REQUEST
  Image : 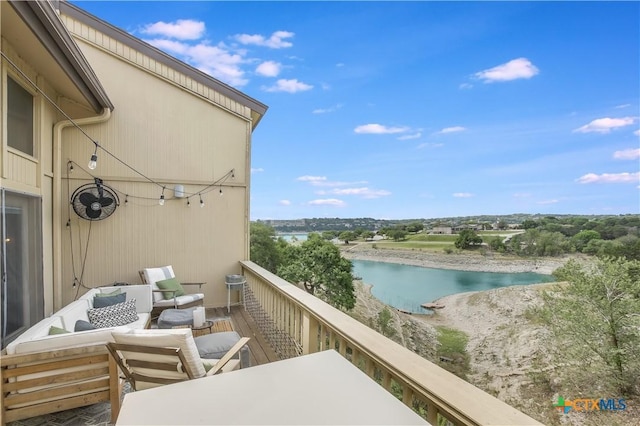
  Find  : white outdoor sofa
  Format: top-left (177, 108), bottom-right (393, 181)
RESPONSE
top-left (1, 284), bottom-right (152, 425)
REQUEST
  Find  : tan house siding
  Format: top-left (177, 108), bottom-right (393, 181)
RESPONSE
top-left (57, 15), bottom-right (256, 308)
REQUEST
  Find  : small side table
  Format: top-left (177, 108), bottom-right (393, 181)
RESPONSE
top-left (225, 275), bottom-right (246, 313)
top-left (191, 321), bottom-right (214, 338)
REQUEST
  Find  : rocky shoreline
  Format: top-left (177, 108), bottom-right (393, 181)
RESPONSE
top-left (341, 243), bottom-right (570, 275)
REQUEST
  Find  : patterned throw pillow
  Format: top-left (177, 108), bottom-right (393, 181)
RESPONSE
top-left (87, 298), bottom-right (139, 328)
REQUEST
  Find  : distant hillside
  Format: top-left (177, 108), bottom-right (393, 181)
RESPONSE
top-left (256, 213), bottom-right (639, 233)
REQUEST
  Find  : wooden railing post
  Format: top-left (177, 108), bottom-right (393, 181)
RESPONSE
top-left (301, 311), bottom-right (318, 354)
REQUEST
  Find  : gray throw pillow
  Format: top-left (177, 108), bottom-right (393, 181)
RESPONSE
top-left (75, 320), bottom-right (97, 332)
top-left (194, 331), bottom-right (242, 359)
top-left (93, 292), bottom-right (126, 308)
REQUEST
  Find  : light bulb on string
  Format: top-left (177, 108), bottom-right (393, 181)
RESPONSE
top-left (125, 195), bottom-right (129, 205)
top-left (69, 163), bottom-right (74, 173)
top-left (199, 194), bottom-right (204, 208)
top-left (219, 187), bottom-right (223, 197)
top-left (159, 187), bottom-right (165, 206)
top-left (88, 144), bottom-right (98, 170)
top-left (187, 198), bottom-right (191, 207)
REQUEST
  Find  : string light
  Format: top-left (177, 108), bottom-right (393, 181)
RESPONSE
top-left (199, 194), bottom-right (204, 208)
top-left (69, 164), bottom-right (74, 173)
top-left (187, 198), bottom-right (191, 207)
top-left (88, 144), bottom-right (98, 170)
top-left (219, 187), bottom-right (223, 196)
top-left (159, 187), bottom-right (165, 206)
top-left (125, 195), bottom-right (129, 205)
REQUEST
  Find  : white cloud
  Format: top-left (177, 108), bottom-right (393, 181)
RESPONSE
top-left (513, 192), bottom-right (531, 198)
top-left (144, 39), bottom-right (248, 86)
top-left (263, 79), bottom-right (313, 93)
top-left (308, 199), bottom-right (346, 207)
top-left (613, 148), bottom-right (640, 160)
top-left (459, 83), bottom-right (473, 90)
top-left (354, 124), bottom-right (410, 134)
top-left (474, 58), bottom-right (539, 83)
top-left (453, 192), bottom-right (474, 198)
top-left (576, 172), bottom-right (640, 184)
top-left (615, 104), bottom-right (631, 109)
top-left (398, 132), bottom-right (422, 140)
top-left (573, 117), bottom-right (636, 134)
top-left (329, 187), bottom-right (391, 199)
top-left (297, 176), bottom-right (327, 184)
top-left (436, 126), bottom-right (466, 135)
top-left (251, 167), bottom-right (264, 173)
top-left (141, 19), bottom-right (205, 40)
top-left (234, 31), bottom-right (294, 48)
top-left (279, 200), bottom-right (291, 206)
top-left (255, 61), bottom-right (281, 77)
top-left (634, 129), bottom-right (640, 136)
top-left (312, 104), bottom-right (343, 114)
top-left (538, 199), bottom-right (559, 205)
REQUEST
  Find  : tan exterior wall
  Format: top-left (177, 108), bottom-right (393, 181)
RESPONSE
top-left (1, 39), bottom-right (62, 316)
top-left (57, 24), bottom-right (252, 308)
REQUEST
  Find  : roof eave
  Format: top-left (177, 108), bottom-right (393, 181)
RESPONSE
top-left (8, 0), bottom-right (114, 113)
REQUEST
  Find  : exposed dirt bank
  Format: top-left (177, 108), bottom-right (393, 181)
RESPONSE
top-left (341, 243), bottom-right (572, 275)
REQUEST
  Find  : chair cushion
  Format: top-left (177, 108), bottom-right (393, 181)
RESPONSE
top-left (143, 266), bottom-right (175, 303)
top-left (111, 328), bottom-right (206, 390)
top-left (156, 277), bottom-right (185, 299)
top-left (88, 299), bottom-right (139, 328)
top-left (194, 331), bottom-right (242, 359)
top-left (152, 293), bottom-right (204, 308)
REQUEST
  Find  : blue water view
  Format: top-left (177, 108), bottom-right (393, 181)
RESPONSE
top-left (277, 233), bottom-right (309, 242)
top-left (352, 259), bottom-right (554, 313)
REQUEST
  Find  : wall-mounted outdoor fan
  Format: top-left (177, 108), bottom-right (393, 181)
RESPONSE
top-left (71, 178), bottom-right (119, 221)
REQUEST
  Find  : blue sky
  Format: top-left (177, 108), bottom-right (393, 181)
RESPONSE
top-left (73, 1), bottom-right (640, 220)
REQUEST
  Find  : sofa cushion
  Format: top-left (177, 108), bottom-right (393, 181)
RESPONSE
top-left (97, 285), bottom-right (153, 313)
top-left (156, 277), bottom-right (185, 299)
top-left (75, 320), bottom-right (97, 332)
top-left (48, 326), bottom-right (70, 335)
top-left (57, 300), bottom-right (91, 331)
top-left (88, 299), bottom-right (139, 328)
top-left (112, 328), bottom-right (205, 390)
top-left (95, 288), bottom-right (122, 297)
top-left (93, 292), bottom-right (126, 308)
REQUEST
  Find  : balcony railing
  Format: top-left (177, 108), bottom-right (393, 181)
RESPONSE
top-left (240, 260), bottom-right (541, 426)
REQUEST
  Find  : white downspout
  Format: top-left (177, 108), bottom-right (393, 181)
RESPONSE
top-left (52, 107), bottom-right (111, 310)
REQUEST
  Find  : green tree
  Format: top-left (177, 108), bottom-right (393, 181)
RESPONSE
top-left (454, 229), bottom-right (482, 249)
top-left (249, 222), bottom-right (281, 273)
top-left (278, 233), bottom-right (355, 310)
top-left (338, 231), bottom-right (357, 244)
top-left (387, 229), bottom-right (408, 241)
top-left (321, 230), bottom-right (338, 240)
top-left (376, 307), bottom-right (396, 337)
top-left (488, 236), bottom-right (506, 252)
top-left (571, 230), bottom-right (601, 252)
top-left (540, 257), bottom-right (640, 395)
top-left (406, 222), bottom-right (424, 233)
top-left (361, 230), bottom-right (375, 241)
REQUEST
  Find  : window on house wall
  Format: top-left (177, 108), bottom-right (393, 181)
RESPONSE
top-left (7, 76), bottom-right (34, 157)
top-left (1, 190), bottom-right (43, 349)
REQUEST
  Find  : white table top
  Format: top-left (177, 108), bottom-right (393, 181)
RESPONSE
top-left (116, 349), bottom-right (428, 425)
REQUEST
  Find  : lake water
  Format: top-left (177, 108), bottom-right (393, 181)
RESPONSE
top-left (277, 233), bottom-right (309, 242)
top-left (352, 259), bottom-right (554, 313)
